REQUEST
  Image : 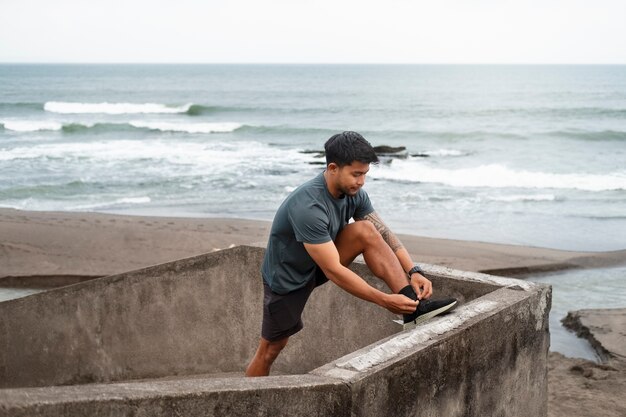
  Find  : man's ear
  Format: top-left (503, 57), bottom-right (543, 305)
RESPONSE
top-left (327, 162), bottom-right (339, 173)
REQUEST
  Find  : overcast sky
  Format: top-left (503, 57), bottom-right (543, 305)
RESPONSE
top-left (1, 0), bottom-right (625, 64)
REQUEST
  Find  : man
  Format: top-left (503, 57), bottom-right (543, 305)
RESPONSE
top-left (246, 131), bottom-right (457, 377)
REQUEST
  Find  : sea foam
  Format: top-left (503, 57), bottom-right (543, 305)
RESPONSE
top-left (129, 121), bottom-right (243, 134)
top-left (1, 120), bottom-right (242, 134)
top-left (370, 161), bottom-right (626, 192)
top-left (487, 194), bottom-right (557, 202)
top-left (1, 120), bottom-right (63, 132)
top-left (70, 196), bottom-right (152, 211)
top-left (44, 102), bottom-right (193, 114)
top-left (421, 149), bottom-right (465, 157)
top-left (0, 139), bottom-right (314, 172)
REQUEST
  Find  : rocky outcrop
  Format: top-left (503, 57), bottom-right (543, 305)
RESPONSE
top-left (302, 145), bottom-right (409, 165)
top-left (562, 308), bottom-right (626, 363)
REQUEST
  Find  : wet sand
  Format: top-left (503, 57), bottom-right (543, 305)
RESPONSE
top-left (549, 308), bottom-right (626, 417)
top-left (2, 208), bottom-right (625, 281)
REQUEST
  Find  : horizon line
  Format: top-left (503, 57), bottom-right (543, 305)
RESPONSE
top-left (1, 61), bottom-right (626, 66)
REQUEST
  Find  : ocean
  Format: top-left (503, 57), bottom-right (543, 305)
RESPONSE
top-left (1, 65), bottom-right (625, 360)
top-left (1, 65), bottom-right (625, 252)
top-left (1, 64), bottom-right (625, 251)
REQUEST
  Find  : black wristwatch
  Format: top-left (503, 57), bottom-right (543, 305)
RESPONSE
top-left (407, 265), bottom-right (424, 279)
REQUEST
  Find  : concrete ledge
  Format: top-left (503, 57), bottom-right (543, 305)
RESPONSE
top-left (312, 286), bottom-right (550, 417)
top-left (0, 375), bottom-right (350, 417)
top-left (0, 245), bottom-right (551, 416)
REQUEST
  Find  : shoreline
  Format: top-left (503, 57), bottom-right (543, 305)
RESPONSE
top-left (2, 207), bottom-right (625, 280)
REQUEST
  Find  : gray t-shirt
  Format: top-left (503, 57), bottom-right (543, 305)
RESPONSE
top-left (262, 172), bottom-right (374, 294)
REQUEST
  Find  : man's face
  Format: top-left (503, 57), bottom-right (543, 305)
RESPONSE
top-left (333, 161), bottom-right (370, 197)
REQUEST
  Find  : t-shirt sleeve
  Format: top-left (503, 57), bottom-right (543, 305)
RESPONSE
top-left (354, 189), bottom-right (375, 219)
top-left (288, 201), bottom-right (332, 244)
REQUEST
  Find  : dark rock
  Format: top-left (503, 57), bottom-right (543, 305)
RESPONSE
top-left (301, 145), bottom-right (409, 160)
top-left (372, 145), bottom-right (406, 154)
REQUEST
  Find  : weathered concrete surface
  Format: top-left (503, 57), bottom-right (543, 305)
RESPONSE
top-left (562, 308), bottom-right (626, 362)
top-left (1, 246), bottom-right (265, 388)
top-left (0, 246), bottom-right (387, 387)
top-left (0, 374), bottom-right (350, 417)
top-left (313, 286), bottom-right (551, 417)
top-left (0, 275), bottom-right (98, 289)
top-left (0, 246), bottom-right (497, 389)
top-left (0, 245), bottom-right (551, 417)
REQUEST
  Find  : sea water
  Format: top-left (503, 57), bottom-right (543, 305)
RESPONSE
top-left (1, 65), bottom-right (625, 359)
top-left (1, 64), bottom-right (624, 251)
top-left (531, 266), bottom-right (626, 361)
top-left (0, 288), bottom-right (46, 302)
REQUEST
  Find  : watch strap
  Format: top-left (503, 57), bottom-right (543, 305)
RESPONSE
top-left (407, 265), bottom-right (423, 278)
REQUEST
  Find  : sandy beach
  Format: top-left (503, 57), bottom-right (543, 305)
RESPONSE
top-left (2, 208), bottom-right (625, 281)
top-left (1, 207), bottom-right (625, 416)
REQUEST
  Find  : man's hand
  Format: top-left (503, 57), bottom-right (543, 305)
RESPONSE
top-left (410, 273), bottom-right (432, 300)
top-left (381, 293), bottom-right (419, 315)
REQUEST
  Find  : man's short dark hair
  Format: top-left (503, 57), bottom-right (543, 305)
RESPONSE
top-left (324, 131), bottom-right (379, 167)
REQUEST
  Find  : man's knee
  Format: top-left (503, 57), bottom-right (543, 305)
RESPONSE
top-left (351, 220), bottom-right (382, 242)
top-left (344, 219), bottom-right (378, 239)
top-left (336, 221), bottom-right (383, 265)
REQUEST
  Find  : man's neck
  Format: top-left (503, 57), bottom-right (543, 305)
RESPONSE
top-left (322, 170), bottom-right (343, 199)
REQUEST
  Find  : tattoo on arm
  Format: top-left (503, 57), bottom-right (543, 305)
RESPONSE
top-left (359, 212), bottom-right (404, 252)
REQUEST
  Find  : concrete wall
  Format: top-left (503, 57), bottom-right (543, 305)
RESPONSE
top-left (1, 375), bottom-right (351, 417)
top-left (0, 245), bottom-right (550, 417)
top-left (312, 285), bottom-right (551, 417)
top-left (0, 246), bottom-right (496, 388)
top-left (2, 246), bottom-right (264, 387)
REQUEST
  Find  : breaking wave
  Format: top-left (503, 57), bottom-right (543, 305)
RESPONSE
top-left (1, 120), bottom-right (243, 134)
top-left (128, 120), bottom-right (242, 133)
top-left (1, 120), bottom-right (63, 132)
top-left (370, 162), bottom-right (626, 192)
top-left (44, 101), bottom-right (194, 115)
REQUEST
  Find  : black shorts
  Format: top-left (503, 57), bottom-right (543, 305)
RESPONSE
top-left (261, 270), bottom-right (328, 342)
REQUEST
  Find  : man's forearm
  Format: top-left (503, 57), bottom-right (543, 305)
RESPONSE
top-left (323, 263), bottom-right (389, 306)
top-left (303, 240), bottom-right (418, 314)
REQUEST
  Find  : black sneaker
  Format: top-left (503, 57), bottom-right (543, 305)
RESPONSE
top-left (399, 285), bottom-right (458, 325)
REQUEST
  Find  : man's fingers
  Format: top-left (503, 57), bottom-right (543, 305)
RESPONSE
top-left (399, 303), bottom-right (417, 314)
top-left (422, 282), bottom-right (433, 299)
top-left (411, 282), bottom-right (423, 300)
top-left (391, 294), bottom-right (418, 314)
top-left (399, 296), bottom-right (418, 311)
top-left (403, 300), bottom-right (418, 314)
top-left (411, 275), bottom-right (433, 300)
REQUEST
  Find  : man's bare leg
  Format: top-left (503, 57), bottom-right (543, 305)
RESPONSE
top-left (247, 221), bottom-right (405, 377)
top-left (334, 221), bottom-right (408, 293)
top-left (245, 336), bottom-right (289, 377)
